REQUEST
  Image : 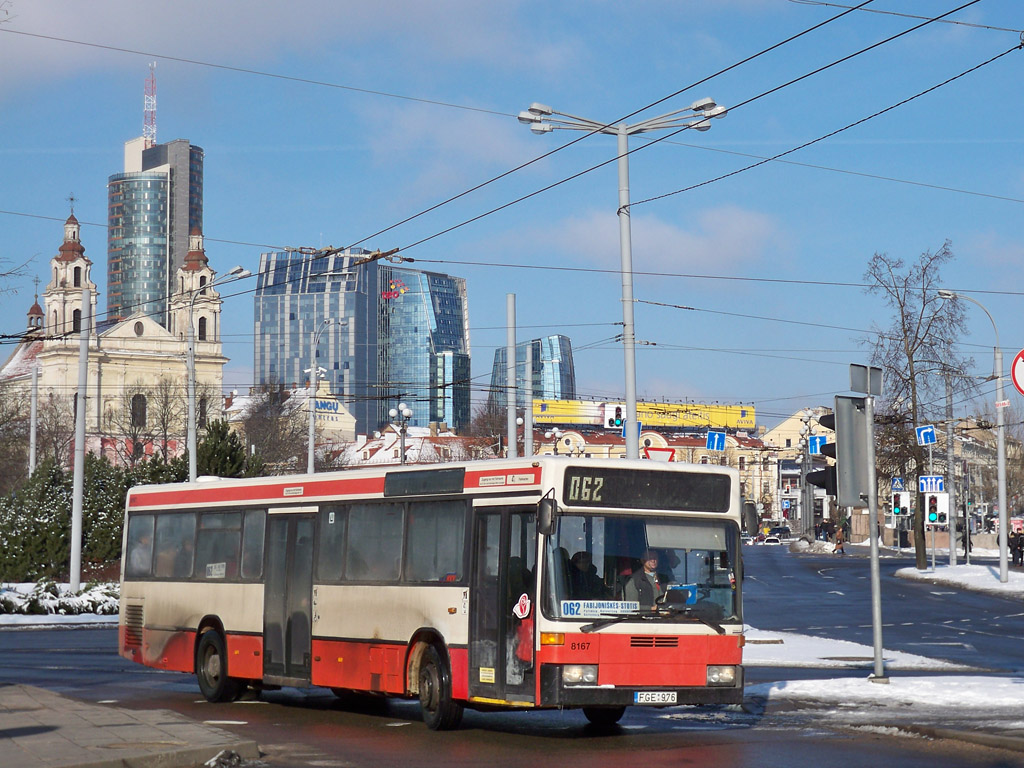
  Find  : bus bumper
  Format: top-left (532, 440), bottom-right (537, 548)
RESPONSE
top-left (539, 663), bottom-right (744, 707)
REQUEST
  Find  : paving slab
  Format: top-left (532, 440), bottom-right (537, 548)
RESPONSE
top-left (0, 684), bottom-right (259, 768)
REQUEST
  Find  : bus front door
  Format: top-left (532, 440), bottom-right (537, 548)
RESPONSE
top-left (263, 514), bottom-right (315, 685)
top-left (469, 509), bottom-right (537, 705)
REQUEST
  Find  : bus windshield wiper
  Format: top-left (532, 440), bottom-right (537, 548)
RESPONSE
top-left (657, 605), bottom-right (726, 634)
top-left (579, 611), bottom-right (654, 633)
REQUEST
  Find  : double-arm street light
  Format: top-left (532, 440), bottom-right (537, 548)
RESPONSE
top-left (307, 318), bottom-right (339, 474)
top-left (187, 265), bottom-right (250, 482)
top-left (389, 402), bottom-right (413, 465)
top-left (938, 290), bottom-right (1008, 582)
top-left (519, 99), bottom-right (726, 459)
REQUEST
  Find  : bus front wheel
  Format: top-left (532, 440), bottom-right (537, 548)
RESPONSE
top-left (196, 629), bottom-right (242, 703)
top-left (583, 706), bottom-right (626, 728)
top-left (418, 645), bottom-right (463, 730)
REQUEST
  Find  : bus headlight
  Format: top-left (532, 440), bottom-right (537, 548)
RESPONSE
top-left (562, 665), bottom-right (598, 685)
top-left (706, 665), bottom-right (737, 686)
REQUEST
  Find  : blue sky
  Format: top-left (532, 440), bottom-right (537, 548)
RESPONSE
top-left (2, 1), bottom-right (1023, 429)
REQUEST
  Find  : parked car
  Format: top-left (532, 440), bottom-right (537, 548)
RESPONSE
top-left (769, 526), bottom-right (792, 540)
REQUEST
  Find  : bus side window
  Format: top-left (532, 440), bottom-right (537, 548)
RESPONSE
top-left (196, 511), bottom-right (243, 580)
top-left (153, 512), bottom-right (197, 579)
top-left (125, 514), bottom-right (155, 578)
top-left (317, 505), bottom-right (347, 582)
top-left (345, 503), bottom-right (403, 582)
top-left (241, 509), bottom-right (266, 580)
top-left (405, 500), bottom-right (466, 583)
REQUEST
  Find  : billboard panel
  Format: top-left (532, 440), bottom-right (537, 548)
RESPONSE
top-left (530, 400), bottom-right (755, 430)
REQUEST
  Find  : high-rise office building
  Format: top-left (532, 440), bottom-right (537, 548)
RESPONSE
top-left (254, 249), bottom-right (379, 434)
top-left (253, 255), bottom-right (471, 436)
top-left (489, 335), bottom-right (577, 411)
top-left (377, 264), bottom-right (471, 432)
top-left (107, 137), bottom-right (203, 326)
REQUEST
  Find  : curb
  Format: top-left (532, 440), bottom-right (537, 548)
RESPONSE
top-left (906, 725), bottom-right (1024, 753)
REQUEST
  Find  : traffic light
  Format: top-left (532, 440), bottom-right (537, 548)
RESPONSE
top-left (927, 495), bottom-right (939, 526)
top-left (807, 411), bottom-right (838, 496)
top-left (608, 405), bottom-right (623, 428)
top-left (805, 396), bottom-right (871, 507)
top-left (892, 491), bottom-right (909, 516)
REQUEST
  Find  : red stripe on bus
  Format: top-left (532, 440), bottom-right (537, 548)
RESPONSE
top-left (311, 639), bottom-right (407, 694)
top-left (128, 476), bottom-right (387, 508)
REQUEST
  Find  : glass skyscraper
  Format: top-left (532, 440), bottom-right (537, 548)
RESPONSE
top-left (253, 256), bottom-right (470, 435)
top-left (107, 137), bottom-right (203, 326)
top-left (489, 335), bottom-right (577, 410)
top-left (254, 249), bottom-right (379, 433)
top-left (377, 265), bottom-right (470, 432)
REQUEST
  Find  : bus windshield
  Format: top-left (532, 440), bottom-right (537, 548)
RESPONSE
top-left (543, 514), bottom-right (740, 624)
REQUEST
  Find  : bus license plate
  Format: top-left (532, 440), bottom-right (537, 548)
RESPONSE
top-left (634, 691), bottom-right (677, 704)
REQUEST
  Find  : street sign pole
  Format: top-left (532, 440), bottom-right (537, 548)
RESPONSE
top-left (851, 363), bottom-right (887, 683)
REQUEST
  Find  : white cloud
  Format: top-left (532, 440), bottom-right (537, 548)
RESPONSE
top-left (532, 204), bottom-right (786, 272)
top-left (0, 1), bottom-right (583, 100)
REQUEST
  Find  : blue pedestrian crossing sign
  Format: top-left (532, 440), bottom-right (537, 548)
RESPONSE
top-left (891, 477), bottom-right (906, 491)
top-left (918, 475), bottom-right (944, 493)
top-left (706, 431), bottom-right (726, 451)
top-left (915, 425), bottom-right (937, 446)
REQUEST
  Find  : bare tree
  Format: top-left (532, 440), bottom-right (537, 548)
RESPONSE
top-left (864, 242), bottom-right (972, 568)
top-left (241, 383), bottom-right (307, 474)
top-left (36, 392), bottom-right (75, 468)
top-left (101, 382), bottom-right (156, 467)
top-left (0, 382), bottom-right (29, 492)
top-left (148, 377), bottom-right (186, 460)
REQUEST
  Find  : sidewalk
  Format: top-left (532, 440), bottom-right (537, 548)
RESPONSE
top-left (0, 683), bottom-right (259, 768)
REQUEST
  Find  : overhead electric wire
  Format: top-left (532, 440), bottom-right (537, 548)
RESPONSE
top-left (633, 32), bottom-right (1019, 208)
top-left (788, 0), bottom-right (1024, 34)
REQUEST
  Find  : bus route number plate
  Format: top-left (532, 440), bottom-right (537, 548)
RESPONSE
top-left (634, 691), bottom-right (677, 705)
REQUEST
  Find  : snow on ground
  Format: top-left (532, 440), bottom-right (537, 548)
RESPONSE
top-left (895, 561), bottom-right (1024, 598)
top-left (744, 627), bottom-right (973, 670)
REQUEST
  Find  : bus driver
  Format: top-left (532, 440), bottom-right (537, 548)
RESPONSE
top-left (623, 549), bottom-right (666, 609)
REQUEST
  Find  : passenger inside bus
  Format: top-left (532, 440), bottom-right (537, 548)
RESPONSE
top-left (623, 548), bottom-right (667, 608)
top-left (568, 551), bottom-right (607, 599)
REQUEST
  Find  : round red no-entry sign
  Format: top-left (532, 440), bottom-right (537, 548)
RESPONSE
top-left (1011, 349), bottom-right (1024, 398)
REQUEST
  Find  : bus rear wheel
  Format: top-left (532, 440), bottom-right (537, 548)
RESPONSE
top-left (583, 706), bottom-right (626, 728)
top-left (418, 645), bottom-right (463, 730)
top-left (196, 629), bottom-right (242, 703)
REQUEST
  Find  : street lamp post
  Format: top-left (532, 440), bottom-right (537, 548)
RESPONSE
top-left (545, 428), bottom-right (563, 455)
top-left (389, 402), bottom-right (413, 465)
top-left (307, 319), bottom-right (338, 474)
top-left (187, 265), bottom-right (250, 483)
top-left (520, 99), bottom-right (726, 459)
top-left (938, 290), bottom-right (1008, 582)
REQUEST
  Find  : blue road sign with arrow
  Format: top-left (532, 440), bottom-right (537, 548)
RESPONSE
top-left (706, 431), bottom-right (726, 451)
top-left (916, 425), bottom-right (937, 446)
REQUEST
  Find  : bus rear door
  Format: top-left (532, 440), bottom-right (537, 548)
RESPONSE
top-left (263, 511), bottom-right (315, 686)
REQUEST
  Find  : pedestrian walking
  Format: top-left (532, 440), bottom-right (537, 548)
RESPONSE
top-left (833, 528), bottom-right (845, 555)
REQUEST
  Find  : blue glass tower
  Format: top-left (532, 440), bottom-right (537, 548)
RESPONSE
top-left (489, 335), bottom-right (577, 411)
top-left (107, 137), bottom-right (203, 326)
top-left (254, 249), bottom-right (379, 434)
top-left (377, 265), bottom-right (470, 432)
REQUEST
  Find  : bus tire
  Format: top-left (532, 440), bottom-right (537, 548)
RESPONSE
top-left (196, 629), bottom-right (242, 703)
top-left (418, 645), bottom-right (463, 730)
top-left (583, 706), bottom-right (626, 728)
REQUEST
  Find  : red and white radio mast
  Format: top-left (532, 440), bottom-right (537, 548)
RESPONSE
top-left (143, 62), bottom-right (157, 148)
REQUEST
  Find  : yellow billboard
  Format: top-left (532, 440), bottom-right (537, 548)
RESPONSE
top-left (532, 399), bottom-right (755, 430)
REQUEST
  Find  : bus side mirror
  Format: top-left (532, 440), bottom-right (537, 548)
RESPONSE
top-left (538, 495), bottom-right (559, 536)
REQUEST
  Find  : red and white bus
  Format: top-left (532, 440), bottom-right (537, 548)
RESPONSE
top-left (119, 458), bottom-right (744, 729)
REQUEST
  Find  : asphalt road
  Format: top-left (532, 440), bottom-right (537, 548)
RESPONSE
top-left (742, 544), bottom-right (1024, 674)
top-left (2, 546), bottom-right (1023, 767)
